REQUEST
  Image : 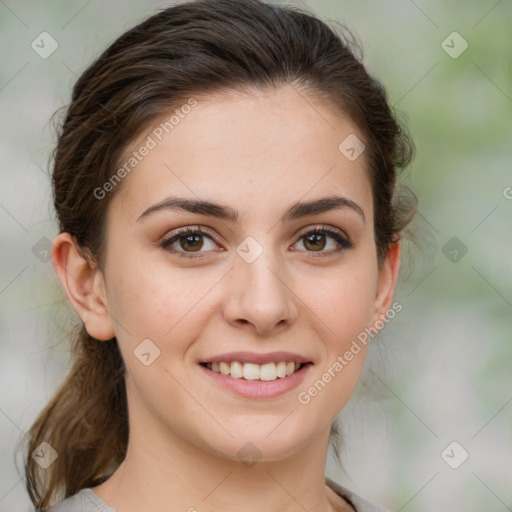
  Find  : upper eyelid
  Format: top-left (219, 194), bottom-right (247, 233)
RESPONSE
top-left (296, 224), bottom-right (349, 240)
top-left (161, 224), bottom-right (350, 247)
top-left (161, 225), bottom-right (217, 243)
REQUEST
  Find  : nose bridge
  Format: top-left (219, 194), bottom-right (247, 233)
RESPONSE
top-left (223, 236), bottom-right (296, 333)
top-left (240, 248), bottom-right (284, 300)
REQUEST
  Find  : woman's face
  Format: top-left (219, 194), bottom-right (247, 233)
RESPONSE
top-left (96, 85), bottom-right (399, 462)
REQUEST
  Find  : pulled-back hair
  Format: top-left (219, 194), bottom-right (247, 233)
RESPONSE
top-left (21, 0), bottom-right (416, 509)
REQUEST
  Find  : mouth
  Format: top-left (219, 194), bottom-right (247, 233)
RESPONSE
top-left (197, 351), bottom-right (313, 398)
top-left (199, 360), bottom-right (311, 381)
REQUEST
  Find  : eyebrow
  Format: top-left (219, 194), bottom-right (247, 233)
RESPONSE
top-left (137, 194), bottom-right (366, 224)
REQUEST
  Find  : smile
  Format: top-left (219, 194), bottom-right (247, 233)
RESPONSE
top-left (199, 355), bottom-right (313, 398)
top-left (202, 361), bottom-right (304, 381)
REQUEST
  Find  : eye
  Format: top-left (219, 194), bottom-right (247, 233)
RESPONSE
top-left (160, 226), bottom-right (220, 259)
top-left (160, 224), bottom-right (353, 260)
top-left (292, 225), bottom-right (353, 256)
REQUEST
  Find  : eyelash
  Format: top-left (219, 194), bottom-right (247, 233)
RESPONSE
top-left (160, 224), bottom-right (353, 260)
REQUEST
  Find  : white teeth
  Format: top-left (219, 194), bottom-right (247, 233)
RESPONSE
top-left (206, 361), bottom-right (304, 381)
top-left (219, 362), bottom-right (230, 376)
top-left (243, 363), bottom-right (260, 380)
top-left (260, 362), bottom-right (277, 381)
top-left (230, 361), bottom-right (244, 379)
top-left (276, 361), bottom-right (287, 378)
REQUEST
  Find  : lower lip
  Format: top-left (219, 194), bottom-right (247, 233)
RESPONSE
top-left (198, 364), bottom-right (312, 399)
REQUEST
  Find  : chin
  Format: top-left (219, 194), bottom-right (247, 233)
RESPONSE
top-left (196, 419), bottom-right (318, 465)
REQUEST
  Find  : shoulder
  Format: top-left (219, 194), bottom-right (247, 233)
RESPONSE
top-left (326, 477), bottom-right (393, 512)
top-left (47, 488), bottom-right (116, 512)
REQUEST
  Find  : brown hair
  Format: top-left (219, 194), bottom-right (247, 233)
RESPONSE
top-left (21, 0), bottom-right (416, 509)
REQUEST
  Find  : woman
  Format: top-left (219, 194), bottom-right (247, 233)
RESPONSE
top-left (24, 0), bottom-right (416, 510)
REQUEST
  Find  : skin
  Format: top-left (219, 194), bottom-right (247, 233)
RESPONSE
top-left (52, 84), bottom-right (400, 512)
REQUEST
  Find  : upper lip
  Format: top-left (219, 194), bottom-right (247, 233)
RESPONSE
top-left (200, 351), bottom-right (312, 365)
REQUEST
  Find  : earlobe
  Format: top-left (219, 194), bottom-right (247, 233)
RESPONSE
top-left (51, 232), bottom-right (115, 341)
top-left (371, 239), bottom-right (401, 328)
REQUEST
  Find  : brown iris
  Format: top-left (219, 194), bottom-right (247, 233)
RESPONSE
top-left (303, 232), bottom-right (326, 251)
top-left (180, 233), bottom-right (204, 252)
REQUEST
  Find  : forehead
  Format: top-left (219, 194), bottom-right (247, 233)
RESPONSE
top-left (109, 85), bottom-right (373, 224)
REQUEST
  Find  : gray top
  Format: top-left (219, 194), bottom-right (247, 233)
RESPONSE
top-left (47, 477), bottom-right (390, 511)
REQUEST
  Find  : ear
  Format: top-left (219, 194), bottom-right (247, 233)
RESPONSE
top-left (51, 232), bottom-right (115, 341)
top-left (371, 239), bottom-right (401, 328)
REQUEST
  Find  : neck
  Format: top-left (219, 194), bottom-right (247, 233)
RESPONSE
top-left (92, 404), bottom-right (346, 511)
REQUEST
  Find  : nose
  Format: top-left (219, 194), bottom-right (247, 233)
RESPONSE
top-left (222, 248), bottom-right (298, 336)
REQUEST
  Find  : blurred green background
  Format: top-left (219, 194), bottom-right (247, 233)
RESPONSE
top-left (0, 1), bottom-right (510, 510)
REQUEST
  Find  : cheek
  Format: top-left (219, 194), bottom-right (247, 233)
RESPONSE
top-left (294, 267), bottom-right (376, 423)
top-left (105, 250), bottom-right (217, 350)
top-left (293, 257), bottom-right (377, 412)
top-left (309, 259), bottom-right (378, 348)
